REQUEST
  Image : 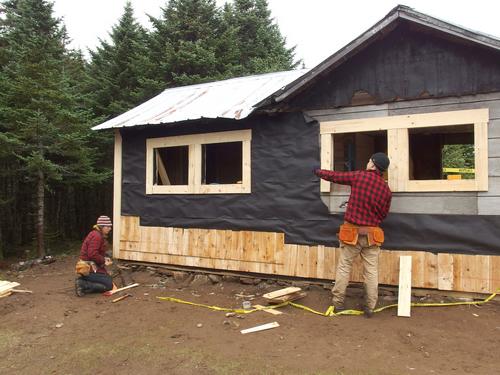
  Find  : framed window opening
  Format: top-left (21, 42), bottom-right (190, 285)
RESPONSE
top-left (146, 129), bottom-right (251, 194)
top-left (320, 108), bottom-right (488, 192)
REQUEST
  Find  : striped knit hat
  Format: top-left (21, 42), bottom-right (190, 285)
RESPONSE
top-left (96, 215), bottom-right (113, 227)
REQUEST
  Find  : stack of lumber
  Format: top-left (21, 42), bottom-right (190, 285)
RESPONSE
top-left (262, 287), bottom-right (307, 305)
top-left (0, 280), bottom-right (21, 298)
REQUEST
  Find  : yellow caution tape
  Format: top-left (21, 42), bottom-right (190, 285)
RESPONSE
top-left (157, 288), bottom-right (498, 317)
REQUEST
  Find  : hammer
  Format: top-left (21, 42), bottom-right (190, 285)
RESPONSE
top-left (112, 293), bottom-right (132, 303)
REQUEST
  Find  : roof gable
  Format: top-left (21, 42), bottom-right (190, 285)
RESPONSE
top-left (258, 5), bottom-right (500, 107)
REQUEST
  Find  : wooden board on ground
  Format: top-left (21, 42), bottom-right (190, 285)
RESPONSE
top-left (267, 291), bottom-right (307, 305)
top-left (0, 281), bottom-right (20, 294)
top-left (0, 291), bottom-right (12, 298)
top-left (253, 304), bottom-right (284, 315)
top-left (241, 321), bottom-right (280, 334)
top-left (398, 255), bottom-right (412, 317)
top-left (103, 283), bottom-right (139, 296)
top-left (262, 287), bottom-right (301, 300)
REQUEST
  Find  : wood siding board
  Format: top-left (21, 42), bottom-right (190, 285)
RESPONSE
top-left (119, 218), bottom-right (496, 293)
top-left (477, 197), bottom-right (500, 215)
top-left (478, 176), bottom-right (500, 195)
top-left (488, 158), bottom-right (500, 178)
top-left (438, 253), bottom-right (454, 290)
top-left (488, 138), bottom-right (500, 157)
top-left (490, 256), bottom-right (500, 292)
top-left (488, 118), bottom-right (500, 138)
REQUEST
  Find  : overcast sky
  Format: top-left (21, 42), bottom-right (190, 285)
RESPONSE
top-left (52, 0), bottom-right (500, 68)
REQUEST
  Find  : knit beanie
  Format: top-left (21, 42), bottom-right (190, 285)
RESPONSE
top-left (96, 215), bottom-right (113, 227)
top-left (371, 152), bottom-right (390, 172)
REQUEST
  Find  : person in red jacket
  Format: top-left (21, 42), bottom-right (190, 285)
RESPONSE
top-left (314, 153), bottom-right (392, 317)
top-left (75, 215), bottom-right (114, 296)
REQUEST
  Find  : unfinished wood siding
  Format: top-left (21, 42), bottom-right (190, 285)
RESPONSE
top-left (308, 92), bottom-right (500, 215)
top-left (118, 216), bottom-right (500, 293)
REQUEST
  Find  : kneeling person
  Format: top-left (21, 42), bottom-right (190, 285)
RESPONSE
top-left (75, 215), bottom-right (114, 296)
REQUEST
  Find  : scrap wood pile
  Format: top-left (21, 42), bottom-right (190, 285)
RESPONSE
top-left (262, 286), bottom-right (306, 304)
top-left (0, 280), bottom-right (31, 298)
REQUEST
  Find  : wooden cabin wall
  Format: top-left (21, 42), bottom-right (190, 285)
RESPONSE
top-left (119, 215), bottom-right (499, 294)
top-left (307, 92), bottom-right (500, 215)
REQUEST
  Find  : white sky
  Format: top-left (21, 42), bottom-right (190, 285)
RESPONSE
top-left (52, 0), bottom-right (500, 68)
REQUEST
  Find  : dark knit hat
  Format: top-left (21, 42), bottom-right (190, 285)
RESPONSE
top-left (371, 152), bottom-right (390, 172)
top-left (96, 215), bottom-right (112, 227)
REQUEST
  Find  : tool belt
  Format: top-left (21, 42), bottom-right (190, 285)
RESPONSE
top-left (75, 260), bottom-right (97, 276)
top-left (337, 222), bottom-right (384, 246)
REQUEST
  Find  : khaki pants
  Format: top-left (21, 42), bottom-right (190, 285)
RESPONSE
top-left (332, 235), bottom-right (380, 310)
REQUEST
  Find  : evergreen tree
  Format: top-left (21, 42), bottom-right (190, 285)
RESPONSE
top-left (148, 0), bottom-right (224, 87)
top-left (0, 0), bottom-right (106, 257)
top-left (148, 0), bottom-right (299, 88)
top-left (224, 0), bottom-right (299, 74)
top-left (87, 1), bottom-right (155, 120)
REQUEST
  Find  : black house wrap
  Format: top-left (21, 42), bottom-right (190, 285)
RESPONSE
top-left (120, 112), bottom-right (500, 256)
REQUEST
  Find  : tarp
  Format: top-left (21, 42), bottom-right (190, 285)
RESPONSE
top-left (120, 113), bottom-right (500, 256)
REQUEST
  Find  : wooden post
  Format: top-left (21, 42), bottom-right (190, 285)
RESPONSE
top-left (113, 129), bottom-right (122, 258)
top-left (398, 255), bottom-right (412, 317)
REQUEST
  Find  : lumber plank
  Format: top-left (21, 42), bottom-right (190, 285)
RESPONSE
top-left (267, 291), bottom-right (307, 304)
top-left (253, 304), bottom-right (283, 315)
top-left (241, 321), bottom-right (279, 334)
top-left (397, 256), bottom-right (412, 317)
top-left (263, 287), bottom-right (301, 300)
top-left (103, 283), bottom-right (139, 296)
top-left (0, 281), bottom-right (20, 294)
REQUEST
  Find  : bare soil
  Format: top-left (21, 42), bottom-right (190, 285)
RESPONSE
top-left (1, 254), bottom-right (499, 375)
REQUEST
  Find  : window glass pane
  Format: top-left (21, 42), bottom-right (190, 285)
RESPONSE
top-left (333, 130), bottom-right (387, 171)
top-left (155, 146), bottom-right (189, 185)
top-left (409, 124), bottom-right (474, 180)
top-left (202, 142), bottom-right (242, 185)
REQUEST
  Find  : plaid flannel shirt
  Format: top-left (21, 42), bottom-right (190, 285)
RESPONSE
top-left (315, 169), bottom-right (392, 226)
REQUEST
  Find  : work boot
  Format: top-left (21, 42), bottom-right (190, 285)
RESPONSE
top-left (75, 278), bottom-right (86, 297)
top-left (332, 299), bottom-right (346, 313)
top-left (363, 306), bottom-right (374, 318)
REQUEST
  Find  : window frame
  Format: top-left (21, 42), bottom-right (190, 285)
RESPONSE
top-left (319, 109), bottom-right (489, 192)
top-left (146, 129), bottom-right (251, 194)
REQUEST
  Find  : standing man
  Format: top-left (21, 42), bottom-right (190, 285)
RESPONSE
top-left (314, 152), bottom-right (392, 317)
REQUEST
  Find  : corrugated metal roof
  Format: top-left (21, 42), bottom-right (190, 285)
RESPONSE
top-left (92, 69), bottom-right (309, 130)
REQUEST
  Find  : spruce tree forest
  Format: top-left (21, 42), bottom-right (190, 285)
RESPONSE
top-left (0, 0), bottom-right (299, 259)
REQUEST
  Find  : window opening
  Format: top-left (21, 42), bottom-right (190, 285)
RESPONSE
top-left (334, 130), bottom-right (387, 172)
top-left (154, 146), bottom-right (189, 185)
top-left (202, 141), bottom-right (242, 184)
top-left (408, 124), bottom-right (474, 180)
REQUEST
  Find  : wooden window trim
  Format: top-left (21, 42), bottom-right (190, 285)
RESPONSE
top-left (146, 129), bottom-right (251, 194)
top-left (319, 109), bottom-right (489, 193)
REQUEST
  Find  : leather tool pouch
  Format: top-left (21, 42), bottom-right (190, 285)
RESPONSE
top-left (367, 227), bottom-right (385, 246)
top-left (338, 224), bottom-right (359, 246)
top-left (75, 260), bottom-right (91, 276)
top-left (75, 260), bottom-right (97, 276)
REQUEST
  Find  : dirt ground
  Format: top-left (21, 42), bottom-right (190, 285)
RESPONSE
top-left (1, 254), bottom-right (499, 375)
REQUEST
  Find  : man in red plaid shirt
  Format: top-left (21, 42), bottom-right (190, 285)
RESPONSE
top-left (314, 152), bottom-right (392, 317)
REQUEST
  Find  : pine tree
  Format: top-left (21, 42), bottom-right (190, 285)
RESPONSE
top-left (224, 0), bottom-right (299, 74)
top-left (87, 1), bottom-right (155, 120)
top-left (148, 0), bottom-right (224, 87)
top-left (0, 0), bottom-right (106, 257)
